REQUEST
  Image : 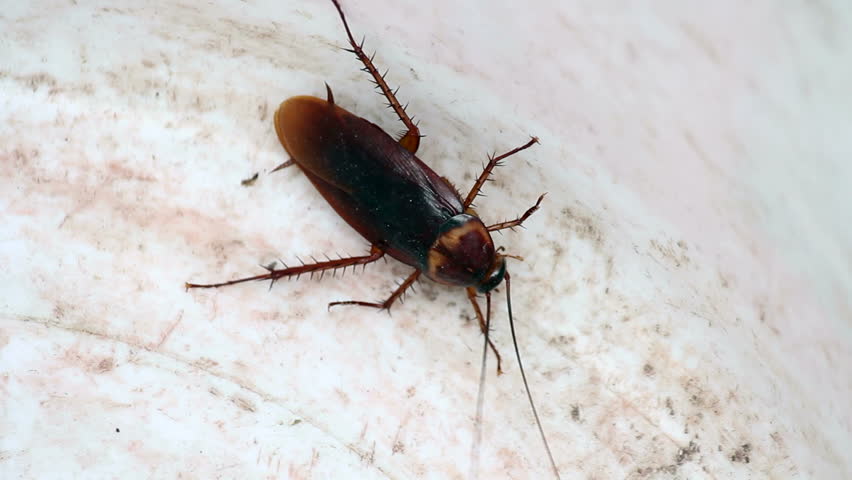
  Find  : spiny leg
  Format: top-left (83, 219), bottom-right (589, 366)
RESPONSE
top-left (270, 159), bottom-right (295, 173)
top-left (329, 0), bottom-right (421, 154)
top-left (487, 193), bottom-right (546, 232)
top-left (185, 246), bottom-right (384, 290)
top-left (463, 137), bottom-right (539, 210)
top-left (467, 287), bottom-right (504, 375)
top-left (328, 269), bottom-right (421, 311)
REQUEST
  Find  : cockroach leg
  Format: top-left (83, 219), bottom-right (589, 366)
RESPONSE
top-left (486, 193), bottom-right (547, 232)
top-left (270, 159), bottom-right (295, 173)
top-left (328, 269), bottom-right (421, 311)
top-left (185, 246), bottom-right (384, 290)
top-left (463, 137), bottom-right (539, 210)
top-left (330, 0), bottom-right (421, 154)
top-left (467, 287), bottom-right (504, 375)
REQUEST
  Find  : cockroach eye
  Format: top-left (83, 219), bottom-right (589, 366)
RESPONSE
top-left (476, 255), bottom-right (506, 293)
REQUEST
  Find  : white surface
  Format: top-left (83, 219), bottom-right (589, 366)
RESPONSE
top-left (1, 0), bottom-right (851, 478)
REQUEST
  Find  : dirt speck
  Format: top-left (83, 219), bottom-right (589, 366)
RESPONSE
top-left (570, 404), bottom-right (581, 422)
top-left (730, 443), bottom-right (751, 463)
top-left (95, 358), bottom-right (115, 373)
top-left (665, 397), bottom-right (675, 416)
top-left (649, 239), bottom-right (691, 268)
top-left (241, 172), bottom-right (259, 186)
top-left (675, 440), bottom-right (700, 465)
top-left (258, 101), bottom-right (269, 122)
top-left (548, 335), bottom-right (574, 346)
top-left (194, 357), bottom-right (219, 370)
top-left (560, 206), bottom-right (604, 250)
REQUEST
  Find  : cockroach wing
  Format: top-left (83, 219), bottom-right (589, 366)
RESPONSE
top-left (274, 96), bottom-right (463, 268)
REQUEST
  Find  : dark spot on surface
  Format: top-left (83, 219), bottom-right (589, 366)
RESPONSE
top-left (241, 172), bottom-right (259, 186)
top-left (96, 358), bottom-right (114, 373)
top-left (650, 239), bottom-right (691, 268)
top-left (676, 440), bottom-right (700, 465)
top-left (560, 207), bottom-right (604, 249)
top-left (11, 72), bottom-right (59, 92)
top-left (635, 465), bottom-right (677, 477)
top-left (666, 397), bottom-right (675, 416)
top-left (195, 357), bottom-right (219, 370)
top-left (258, 102), bottom-right (269, 122)
top-left (634, 439), bottom-right (700, 477)
top-left (770, 431), bottom-right (783, 445)
top-left (549, 335), bottom-right (574, 346)
top-left (115, 427), bottom-right (120, 433)
top-left (731, 443), bottom-right (751, 463)
top-left (548, 241), bottom-right (564, 260)
top-left (643, 363), bottom-right (655, 376)
top-left (570, 404), bottom-right (581, 422)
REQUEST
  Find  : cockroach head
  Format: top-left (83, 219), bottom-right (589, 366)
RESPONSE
top-left (426, 213), bottom-right (506, 291)
top-left (476, 253), bottom-right (506, 293)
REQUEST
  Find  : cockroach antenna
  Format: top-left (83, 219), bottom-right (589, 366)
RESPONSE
top-left (469, 272), bottom-right (561, 479)
top-left (470, 291), bottom-right (493, 480)
top-left (505, 272), bottom-right (562, 478)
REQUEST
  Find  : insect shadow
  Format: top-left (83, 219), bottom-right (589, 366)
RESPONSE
top-left (186, 1), bottom-right (560, 478)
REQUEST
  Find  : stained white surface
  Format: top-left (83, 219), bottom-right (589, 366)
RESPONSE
top-left (1, 0), bottom-right (851, 478)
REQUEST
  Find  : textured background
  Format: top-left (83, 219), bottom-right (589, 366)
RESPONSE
top-left (1, 0), bottom-right (850, 478)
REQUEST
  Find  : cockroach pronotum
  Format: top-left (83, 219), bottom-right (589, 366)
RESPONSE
top-left (186, 1), bottom-right (561, 477)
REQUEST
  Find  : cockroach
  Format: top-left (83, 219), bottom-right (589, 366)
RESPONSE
top-left (186, 1), bottom-right (560, 477)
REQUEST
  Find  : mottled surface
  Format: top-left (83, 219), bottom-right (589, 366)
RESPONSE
top-left (1, 0), bottom-right (850, 479)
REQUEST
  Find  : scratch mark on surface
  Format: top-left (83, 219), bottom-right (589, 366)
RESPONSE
top-left (153, 310), bottom-right (184, 350)
top-left (2, 311), bottom-right (398, 480)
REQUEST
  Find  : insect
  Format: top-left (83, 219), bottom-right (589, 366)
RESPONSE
top-left (186, 1), bottom-right (561, 477)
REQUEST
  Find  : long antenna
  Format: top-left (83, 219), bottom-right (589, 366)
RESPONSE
top-left (505, 272), bottom-right (561, 479)
top-left (469, 292), bottom-right (492, 480)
